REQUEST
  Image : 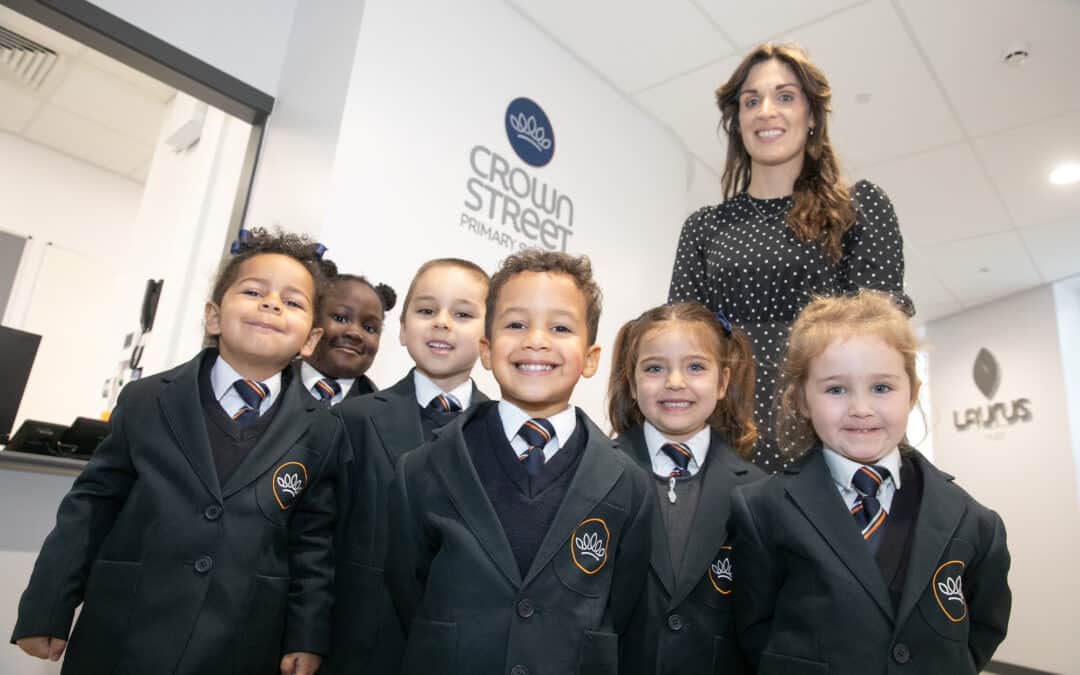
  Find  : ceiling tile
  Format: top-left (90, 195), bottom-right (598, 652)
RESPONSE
top-left (903, 243), bottom-right (958, 315)
top-left (48, 60), bottom-right (168, 145)
top-left (857, 141), bottom-right (1013, 246)
top-left (0, 76), bottom-right (42, 133)
top-left (920, 230), bottom-right (1043, 304)
top-left (1020, 219), bottom-right (1080, 284)
top-left (508, 0), bottom-right (735, 93)
top-left (0, 7), bottom-right (85, 55)
top-left (695, 0), bottom-right (866, 48)
top-left (23, 104), bottom-right (149, 177)
top-left (80, 47), bottom-right (176, 103)
top-left (974, 111), bottom-right (1080, 229)
top-left (914, 299), bottom-right (966, 324)
top-left (897, 0), bottom-right (1080, 137)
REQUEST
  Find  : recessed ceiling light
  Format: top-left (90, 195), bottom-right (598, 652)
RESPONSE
top-left (1001, 42), bottom-right (1030, 66)
top-left (855, 92), bottom-right (872, 104)
top-left (1049, 162), bottom-right (1080, 186)
top-left (978, 267), bottom-right (990, 273)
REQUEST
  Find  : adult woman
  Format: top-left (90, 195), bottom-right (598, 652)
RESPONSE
top-left (668, 43), bottom-right (912, 472)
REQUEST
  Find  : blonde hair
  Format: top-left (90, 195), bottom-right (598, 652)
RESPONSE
top-left (776, 291), bottom-right (919, 458)
top-left (607, 303), bottom-right (757, 457)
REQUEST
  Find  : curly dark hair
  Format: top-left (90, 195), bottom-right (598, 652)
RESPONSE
top-left (320, 258), bottom-right (398, 314)
top-left (205, 227), bottom-right (328, 345)
top-left (486, 248), bottom-right (603, 345)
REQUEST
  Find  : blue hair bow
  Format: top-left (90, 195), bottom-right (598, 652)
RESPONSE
top-left (313, 243), bottom-right (327, 260)
top-left (714, 309), bottom-right (733, 336)
top-left (229, 228), bottom-right (252, 255)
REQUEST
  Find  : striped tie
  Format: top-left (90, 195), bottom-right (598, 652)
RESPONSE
top-left (313, 378), bottom-right (341, 404)
top-left (518, 418), bottom-right (555, 477)
top-left (851, 465), bottom-right (891, 552)
top-left (660, 442), bottom-right (694, 477)
top-left (232, 379), bottom-right (270, 426)
top-left (427, 393), bottom-right (462, 413)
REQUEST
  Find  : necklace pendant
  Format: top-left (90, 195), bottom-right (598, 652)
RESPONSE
top-left (668, 476), bottom-right (677, 504)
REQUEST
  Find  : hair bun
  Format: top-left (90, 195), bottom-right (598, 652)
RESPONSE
top-left (375, 283), bottom-right (397, 311)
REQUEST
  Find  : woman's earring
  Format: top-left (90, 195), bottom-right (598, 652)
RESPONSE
top-left (809, 127), bottom-right (815, 137)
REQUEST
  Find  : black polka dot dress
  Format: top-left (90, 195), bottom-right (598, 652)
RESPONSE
top-left (668, 180), bottom-right (913, 473)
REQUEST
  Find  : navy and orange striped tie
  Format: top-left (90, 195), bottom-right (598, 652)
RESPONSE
top-left (851, 465), bottom-right (890, 552)
top-left (660, 442), bottom-right (694, 477)
top-left (313, 378), bottom-right (341, 405)
top-left (426, 394), bottom-right (462, 413)
top-left (518, 418), bottom-right (555, 477)
top-left (232, 379), bottom-right (270, 425)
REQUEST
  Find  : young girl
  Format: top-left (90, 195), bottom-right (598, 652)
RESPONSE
top-left (731, 290), bottom-right (1011, 674)
top-left (13, 228), bottom-right (342, 675)
top-left (300, 261), bottom-right (397, 404)
top-left (608, 301), bottom-right (764, 675)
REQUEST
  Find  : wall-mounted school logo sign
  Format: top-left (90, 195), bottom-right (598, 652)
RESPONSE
top-left (972, 348), bottom-right (1000, 400)
top-left (272, 461), bottom-right (308, 510)
top-left (931, 560), bottom-right (967, 622)
top-left (570, 517), bottom-right (609, 575)
top-left (708, 546), bottom-right (734, 595)
top-left (505, 97), bottom-right (555, 167)
top-left (952, 347), bottom-right (1032, 431)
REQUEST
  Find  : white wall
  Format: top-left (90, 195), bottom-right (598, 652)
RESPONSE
top-left (1053, 276), bottom-right (1080, 512)
top-left (87, 0), bottom-right (297, 97)
top-left (319, 0), bottom-right (692, 422)
top-left (926, 284), bottom-right (1079, 673)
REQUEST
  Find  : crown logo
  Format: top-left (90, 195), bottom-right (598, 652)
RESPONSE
top-left (574, 531), bottom-right (606, 561)
top-left (711, 558), bottom-right (733, 581)
top-left (276, 472), bottom-right (304, 497)
top-left (937, 576), bottom-right (964, 604)
top-left (509, 112), bottom-right (552, 152)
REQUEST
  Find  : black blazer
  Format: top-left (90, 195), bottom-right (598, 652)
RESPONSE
top-left (385, 402), bottom-right (654, 675)
top-left (11, 349), bottom-right (342, 675)
top-left (731, 448), bottom-right (1011, 674)
top-left (324, 371), bottom-right (487, 675)
top-left (620, 425), bottom-right (765, 675)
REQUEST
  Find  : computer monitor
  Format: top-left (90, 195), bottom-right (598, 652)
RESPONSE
top-left (0, 325), bottom-right (41, 443)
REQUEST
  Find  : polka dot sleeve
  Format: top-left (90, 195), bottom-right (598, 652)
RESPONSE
top-left (841, 180), bottom-right (915, 316)
top-left (668, 205), bottom-right (715, 307)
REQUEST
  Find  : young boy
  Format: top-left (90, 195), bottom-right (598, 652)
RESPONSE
top-left (299, 269), bottom-right (397, 405)
top-left (385, 249), bottom-right (654, 675)
top-left (12, 229), bottom-right (342, 675)
top-left (324, 258), bottom-right (490, 675)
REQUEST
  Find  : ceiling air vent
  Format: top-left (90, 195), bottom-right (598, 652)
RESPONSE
top-left (0, 25), bottom-right (58, 90)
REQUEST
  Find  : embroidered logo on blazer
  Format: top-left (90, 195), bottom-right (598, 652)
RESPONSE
top-left (272, 461), bottom-right (308, 510)
top-left (932, 560), bottom-right (967, 622)
top-left (708, 545), bottom-right (734, 595)
top-left (570, 518), bottom-right (610, 575)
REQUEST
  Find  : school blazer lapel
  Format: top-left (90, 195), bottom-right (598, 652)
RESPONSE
top-left (894, 450), bottom-right (967, 628)
top-left (428, 403), bottom-right (523, 587)
top-left (221, 369), bottom-right (318, 497)
top-left (785, 449), bottom-right (895, 621)
top-left (370, 373), bottom-right (425, 465)
top-left (158, 351), bottom-right (221, 500)
top-left (670, 433), bottom-right (743, 608)
top-left (522, 411), bottom-right (624, 588)
top-left (622, 426), bottom-right (677, 597)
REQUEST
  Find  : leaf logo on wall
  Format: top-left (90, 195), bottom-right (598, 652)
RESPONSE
top-left (972, 348), bottom-right (1000, 400)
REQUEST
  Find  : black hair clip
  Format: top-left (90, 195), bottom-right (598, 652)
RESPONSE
top-left (313, 243), bottom-right (328, 260)
top-left (714, 308), bottom-right (733, 336)
top-left (229, 228), bottom-right (253, 255)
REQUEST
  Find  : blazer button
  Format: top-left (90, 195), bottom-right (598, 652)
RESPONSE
top-left (510, 666), bottom-right (528, 675)
top-left (194, 556), bottom-right (213, 574)
top-left (892, 642), bottom-right (911, 664)
top-left (204, 505), bottom-right (222, 521)
top-left (667, 614), bottom-right (684, 631)
top-left (516, 599), bottom-right (535, 618)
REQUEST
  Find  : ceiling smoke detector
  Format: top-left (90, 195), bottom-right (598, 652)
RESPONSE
top-left (1001, 42), bottom-right (1030, 67)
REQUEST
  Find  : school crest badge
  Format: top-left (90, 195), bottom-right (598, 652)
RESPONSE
top-left (708, 545), bottom-right (734, 595)
top-left (932, 560), bottom-right (967, 622)
top-left (272, 461), bottom-right (308, 510)
top-left (570, 518), bottom-right (610, 575)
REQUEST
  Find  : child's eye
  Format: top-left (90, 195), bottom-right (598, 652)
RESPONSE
top-left (688, 362), bottom-right (707, 372)
top-left (506, 321), bottom-right (526, 330)
top-left (364, 323), bottom-right (381, 335)
top-left (825, 385), bottom-right (845, 395)
top-left (332, 314), bottom-right (348, 324)
top-left (242, 288), bottom-right (261, 297)
top-left (642, 364), bottom-right (663, 374)
top-left (416, 308), bottom-right (434, 316)
top-left (873, 384), bottom-right (893, 394)
top-left (285, 299), bottom-right (305, 309)
top-left (552, 325), bottom-right (572, 334)
top-left (455, 311), bottom-right (474, 320)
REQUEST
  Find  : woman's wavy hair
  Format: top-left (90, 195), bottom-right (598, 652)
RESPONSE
top-left (607, 302), bottom-right (757, 458)
top-left (716, 42), bottom-right (855, 264)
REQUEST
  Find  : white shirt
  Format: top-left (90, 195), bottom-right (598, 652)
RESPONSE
top-left (498, 401), bottom-right (577, 463)
top-left (210, 355), bottom-right (282, 419)
top-left (412, 370), bottom-right (474, 411)
top-left (644, 422), bottom-right (711, 478)
top-left (299, 361), bottom-right (355, 406)
top-left (822, 446), bottom-right (903, 515)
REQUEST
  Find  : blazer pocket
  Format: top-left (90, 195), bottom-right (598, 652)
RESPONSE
top-left (235, 574), bottom-right (289, 674)
top-left (712, 634), bottom-right (739, 673)
top-left (576, 629), bottom-right (618, 675)
top-left (554, 507), bottom-right (625, 598)
top-left (337, 563), bottom-right (384, 654)
top-left (401, 617), bottom-right (457, 675)
top-left (65, 560), bottom-right (142, 671)
top-left (917, 539), bottom-right (974, 641)
top-left (759, 651), bottom-right (829, 674)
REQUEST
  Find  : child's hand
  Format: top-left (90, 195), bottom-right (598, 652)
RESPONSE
top-left (280, 651), bottom-right (322, 675)
top-left (16, 636), bottom-right (67, 661)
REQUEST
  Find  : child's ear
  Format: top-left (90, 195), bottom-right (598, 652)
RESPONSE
top-left (479, 336), bottom-right (493, 372)
top-left (717, 366), bottom-right (731, 400)
top-left (299, 327), bottom-right (324, 358)
top-left (581, 344), bottom-right (602, 379)
top-left (204, 302), bottom-right (222, 336)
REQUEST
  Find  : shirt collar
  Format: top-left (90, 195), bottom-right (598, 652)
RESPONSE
top-left (299, 361), bottom-right (355, 400)
top-left (643, 421), bottom-right (711, 467)
top-left (210, 355), bottom-right (282, 405)
top-left (498, 400), bottom-right (576, 448)
top-left (412, 369), bottom-right (473, 409)
top-left (822, 445), bottom-right (903, 492)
